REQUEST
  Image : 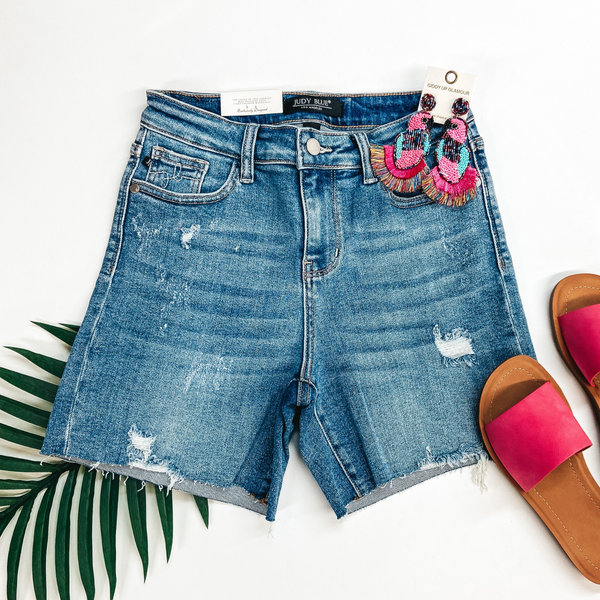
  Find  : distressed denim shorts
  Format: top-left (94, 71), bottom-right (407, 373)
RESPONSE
top-left (42, 90), bottom-right (534, 520)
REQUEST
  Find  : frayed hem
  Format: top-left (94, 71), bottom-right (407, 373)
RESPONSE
top-left (417, 445), bottom-right (489, 493)
top-left (40, 453), bottom-right (269, 518)
top-left (471, 453), bottom-right (489, 493)
top-left (343, 447), bottom-right (487, 517)
top-left (418, 445), bottom-right (485, 470)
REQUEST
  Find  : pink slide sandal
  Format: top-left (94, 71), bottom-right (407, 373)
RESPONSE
top-left (479, 355), bottom-right (600, 583)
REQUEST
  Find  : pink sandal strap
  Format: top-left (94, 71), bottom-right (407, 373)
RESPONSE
top-left (558, 303), bottom-right (600, 386)
top-left (484, 382), bottom-right (592, 492)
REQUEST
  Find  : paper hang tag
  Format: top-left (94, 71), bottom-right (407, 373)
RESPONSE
top-left (419, 67), bottom-right (477, 124)
top-left (220, 90), bottom-right (283, 117)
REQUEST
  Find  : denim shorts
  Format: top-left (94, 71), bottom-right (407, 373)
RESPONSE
top-left (41, 90), bottom-right (534, 520)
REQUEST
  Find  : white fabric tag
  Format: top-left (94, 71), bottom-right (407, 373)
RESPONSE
top-left (220, 90), bottom-right (283, 117)
top-left (420, 67), bottom-right (477, 124)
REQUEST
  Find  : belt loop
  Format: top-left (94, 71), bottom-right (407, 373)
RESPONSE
top-left (353, 132), bottom-right (378, 184)
top-left (240, 123), bottom-right (259, 184)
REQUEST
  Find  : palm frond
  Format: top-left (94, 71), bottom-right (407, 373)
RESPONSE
top-left (0, 323), bottom-right (211, 600)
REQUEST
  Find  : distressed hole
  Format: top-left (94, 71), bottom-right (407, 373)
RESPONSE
top-left (433, 324), bottom-right (475, 367)
top-left (127, 425), bottom-right (182, 490)
top-left (128, 425), bottom-right (156, 465)
top-left (180, 224), bottom-right (201, 249)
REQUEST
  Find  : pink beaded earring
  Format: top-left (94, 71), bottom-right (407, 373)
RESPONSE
top-left (422, 98), bottom-right (480, 207)
top-left (370, 93), bottom-right (436, 193)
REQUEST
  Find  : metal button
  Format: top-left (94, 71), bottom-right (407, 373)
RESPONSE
top-left (130, 183), bottom-right (140, 193)
top-left (306, 138), bottom-right (321, 156)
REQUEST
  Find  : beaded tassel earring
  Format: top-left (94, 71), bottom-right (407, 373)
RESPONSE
top-left (422, 97), bottom-right (480, 207)
top-left (370, 93), bottom-right (436, 193)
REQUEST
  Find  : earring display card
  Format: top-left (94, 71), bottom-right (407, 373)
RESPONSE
top-left (420, 67), bottom-right (477, 124)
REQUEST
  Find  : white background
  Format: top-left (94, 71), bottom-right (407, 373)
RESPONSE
top-left (1, 1), bottom-right (600, 599)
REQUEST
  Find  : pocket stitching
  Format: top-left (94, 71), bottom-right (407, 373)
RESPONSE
top-left (150, 145), bottom-right (209, 170)
top-left (132, 161), bottom-right (240, 205)
top-left (147, 145), bottom-right (209, 193)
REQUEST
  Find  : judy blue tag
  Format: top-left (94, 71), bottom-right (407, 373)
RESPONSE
top-left (283, 96), bottom-right (344, 117)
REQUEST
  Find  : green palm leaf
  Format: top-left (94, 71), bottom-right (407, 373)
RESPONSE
top-left (126, 478), bottom-right (149, 580)
top-left (0, 455), bottom-right (63, 473)
top-left (7, 498), bottom-right (34, 600)
top-left (194, 496), bottom-right (209, 529)
top-left (0, 368), bottom-right (58, 403)
top-left (0, 471), bottom-right (63, 538)
top-left (0, 495), bottom-right (29, 507)
top-left (4, 348), bottom-right (66, 379)
top-left (0, 479), bottom-right (40, 490)
top-left (0, 394), bottom-right (51, 428)
top-left (100, 474), bottom-right (119, 600)
top-left (32, 483), bottom-right (58, 600)
top-left (154, 486), bottom-right (173, 561)
top-left (0, 423), bottom-right (45, 449)
top-left (32, 323), bottom-right (76, 347)
top-left (77, 468), bottom-right (96, 600)
top-left (55, 467), bottom-right (78, 600)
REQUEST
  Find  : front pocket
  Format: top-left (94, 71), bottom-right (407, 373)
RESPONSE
top-left (131, 161), bottom-right (239, 205)
top-left (131, 131), bottom-right (242, 205)
top-left (146, 146), bottom-right (208, 194)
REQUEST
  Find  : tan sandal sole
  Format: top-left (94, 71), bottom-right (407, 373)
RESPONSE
top-left (479, 355), bottom-right (600, 583)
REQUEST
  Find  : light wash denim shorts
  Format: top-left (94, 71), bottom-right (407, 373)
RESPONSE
top-left (41, 90), bottom-right (534, 520)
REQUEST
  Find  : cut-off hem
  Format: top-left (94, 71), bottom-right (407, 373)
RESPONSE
top-left (43, 454), bottom-right (268, 518)
top-left (344, 453), bottom-right (483, 517)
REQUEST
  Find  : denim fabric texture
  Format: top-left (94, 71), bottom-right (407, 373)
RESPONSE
top-left (41, 90), bottom-right (535, 520)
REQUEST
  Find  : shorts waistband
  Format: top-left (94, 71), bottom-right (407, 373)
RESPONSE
top-left (140, 90), bottom-right (480, 181)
